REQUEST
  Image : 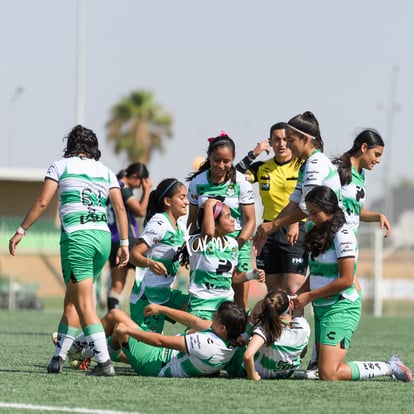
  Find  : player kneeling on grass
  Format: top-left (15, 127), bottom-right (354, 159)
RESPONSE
top-left (293, 186), bottom-right (412, 382)
top-left (98, 301), bottom-right (247, 377)
top-left (224, 289), bottom-right (310, 380)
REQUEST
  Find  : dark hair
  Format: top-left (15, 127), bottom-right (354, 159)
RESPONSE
top-left (63, 125), bottom-right (101, 160)
top-left (252, 289), bottom-right (291, 346)
top-left (144, 178), bottom-right (184, 224)
top-left (216, 301), bottom-right (247, 347)
top-left (287, 111), bottom-right (324, 152)
top-left (304, 186), bottom-right (345, 259)
top-left (332, 129), bottom-right (384, 186)
top-left (269, 122), bottom-right (288, 138)
top-left (186, 133), bottom-right (237, 182)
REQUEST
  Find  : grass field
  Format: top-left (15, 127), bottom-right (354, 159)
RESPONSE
top-left (0, 307), bottom-right (413, 414)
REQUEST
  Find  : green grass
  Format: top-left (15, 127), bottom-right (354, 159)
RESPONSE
top-left (0, 309), bottom-right (412, 414)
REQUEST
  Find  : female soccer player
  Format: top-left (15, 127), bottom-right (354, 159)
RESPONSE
top-left (293, 186), bottom-right (411, 382)
top-left (187, 132), bottom-right (256, 309)
top-left (106, 162), bottom-right (152, 310)
top-left (180, 198), bottom-right (265, 321)
top-left (128, 178), bottom-right (189, 333)
top-left (103, 301), bottom-right (247, 377)
top-left (333, 128), bottom-right (391, 236)
top-left (236, 122), bottom-right (307, 295)
top-left (225, 289), bottom-right (310, 380)
top-left (254, 111), bottom-right (341, 255)
top-left (9, 125), bottom-right (129, 376)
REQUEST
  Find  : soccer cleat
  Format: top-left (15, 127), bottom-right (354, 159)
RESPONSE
top-left (306, 360), bottom-right (318, 371)
top-left (78, 358), bottom-right (91, 371)
top-left (47, 356), bottom-right (64, 374)
top-left (386, 355), bottom-right (412, 382)
top-left (86, 360), bottom-right (116, 377)
top-left (293, 369), bottom-right (319, 380)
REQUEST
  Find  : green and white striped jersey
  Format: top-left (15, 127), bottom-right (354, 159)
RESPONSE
top-left (159, 329), bottom-right (236, 377)
top-left (45, 157), bottom-right (119, 233)
top-left (309, 223), bottom-right (359, 306)
top-left (130, 212), bottom-right (186, 304)
top-left (290, 150), bottom-right (341, 214)
top-left (187, 170), bottom-right (255, 231)
top-left (340, 166), bottom-right (366, 234)
top-left (251, 318), bottom-right (310, 378)
top-left (187, 235), bottom-right (239, 313)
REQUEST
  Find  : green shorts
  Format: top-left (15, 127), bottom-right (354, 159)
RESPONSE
top-left (60, 230), bottom-right (111, 284)
top-left (122, 332), bottom-right (168, 376)
top-left (313, 295), bottom-right (362, 349)
top-left (130, 290), bottom-right (189, 333)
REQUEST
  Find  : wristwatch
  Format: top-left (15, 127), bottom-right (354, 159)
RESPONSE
top-left (248, 150), bottom-right (256, 160)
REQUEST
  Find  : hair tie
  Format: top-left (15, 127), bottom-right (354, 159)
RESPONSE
top-left (158, 180), bottom-right (179, 203)
top-left (219, 130), bottom-right (228, 136)
top-left (207, 137), bottom-right (215, 143)
top-left (213, 202), bottom-right (224, 220)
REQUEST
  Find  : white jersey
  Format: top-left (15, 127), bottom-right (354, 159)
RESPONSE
top-left (309, 222), bottom-right (359, 306)
top-left (187, 169), bottom-right (255, 231)
top-left (340, 166), bottom-right (366, 233)
top-left (130, 212), bottom-right (186, 304)
top-left (252, 317), bottom-right (310, 379)
top-left (290, 150), bottom-right (341, 214)
top-left (159, 329), bottom-right (236, 377)
top-left (45, 156), bottom-right (119, 233)
top-left (187, 235), bottom-right (239, 313)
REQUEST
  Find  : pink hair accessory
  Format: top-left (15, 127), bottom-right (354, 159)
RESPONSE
top-left (219, 130), bottom-right (228, 136)
top-left (207, 137), bottom-right (215, 143)
top-left (213, 202), bottom-right (224, 219)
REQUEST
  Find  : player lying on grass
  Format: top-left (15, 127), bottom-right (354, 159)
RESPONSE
top-left (76, 301), bottom-right (247, 377)
top-left (224, 289), bottom-right (310, 380)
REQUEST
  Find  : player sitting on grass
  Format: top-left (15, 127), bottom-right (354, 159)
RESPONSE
top-left (224, 289), bottom-right (310, 380)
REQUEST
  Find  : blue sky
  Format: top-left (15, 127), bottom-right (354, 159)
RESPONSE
top-left (1, 0), bottom-right (412, 205)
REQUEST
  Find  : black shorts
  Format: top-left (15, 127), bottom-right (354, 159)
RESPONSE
top-left (256, 222), bottom-right (308, 275)
top-left (108, 238), bottom-right (138, 269)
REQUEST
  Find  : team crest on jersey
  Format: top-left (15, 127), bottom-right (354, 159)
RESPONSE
top-left (226, 184), bottom-right (235, 196)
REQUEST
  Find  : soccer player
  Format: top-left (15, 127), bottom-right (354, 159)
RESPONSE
top-left (333, 128), bottom-right (391, 236)
top-left (180, 198), bottom-right (265, 321)
top-left (103, 301), bottom-right (247, 377)
top-left (9, 125), bottom-right (129, 376)
top-left (129, 178), bottom-right (190, 333)
top-left (254, 111), bottom-right (341, 255)
top-left (236, 122), bottom-right (307, 295)
top-left (225, 289), bottom-right (310, 380)
top-left (106, 162), bottom-right (152, 310)
top-left (186, 132), bottom-right (256, 310)
top-left (293, 186), bottom-right (411, 382)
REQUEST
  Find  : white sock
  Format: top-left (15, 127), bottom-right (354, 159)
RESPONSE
top-left (353, 361), bottom-right (392, 380)
top-left (86, 331), bottom-right (111, 364)
top-left (70, 333), bottom-right (87, 353)
top-left (54, 333), bottom-right (75, 360)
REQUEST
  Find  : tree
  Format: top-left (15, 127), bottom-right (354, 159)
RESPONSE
top-left (106, 89), bottom-right (173, 164)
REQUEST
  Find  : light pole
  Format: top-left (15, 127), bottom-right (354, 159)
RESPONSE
top-left (378, 65), bottom-right (400, 222)
top-left (8, 86), bottom-right (24, 166)
top-left (75, 0), bottom-right (85, 125)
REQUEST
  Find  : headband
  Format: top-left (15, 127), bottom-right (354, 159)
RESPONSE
top-left (158, 180), bottom-right (179, 202)
top-left (213, 202), bottom-right (224, 220)
top-left (287, 124), bottom-right (316, 140)
top-left (279, 295), bottom-right (294, 316)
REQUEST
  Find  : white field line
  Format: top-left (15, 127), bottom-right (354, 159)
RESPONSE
top-left (0, 402), bottom-right (143, 414)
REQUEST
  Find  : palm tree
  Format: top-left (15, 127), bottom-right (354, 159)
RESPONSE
top-left (106, 89), bottom-right (173, 164)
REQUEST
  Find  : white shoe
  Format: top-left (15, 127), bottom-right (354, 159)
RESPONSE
top-left (386, 355), bottom-right (412, 382)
